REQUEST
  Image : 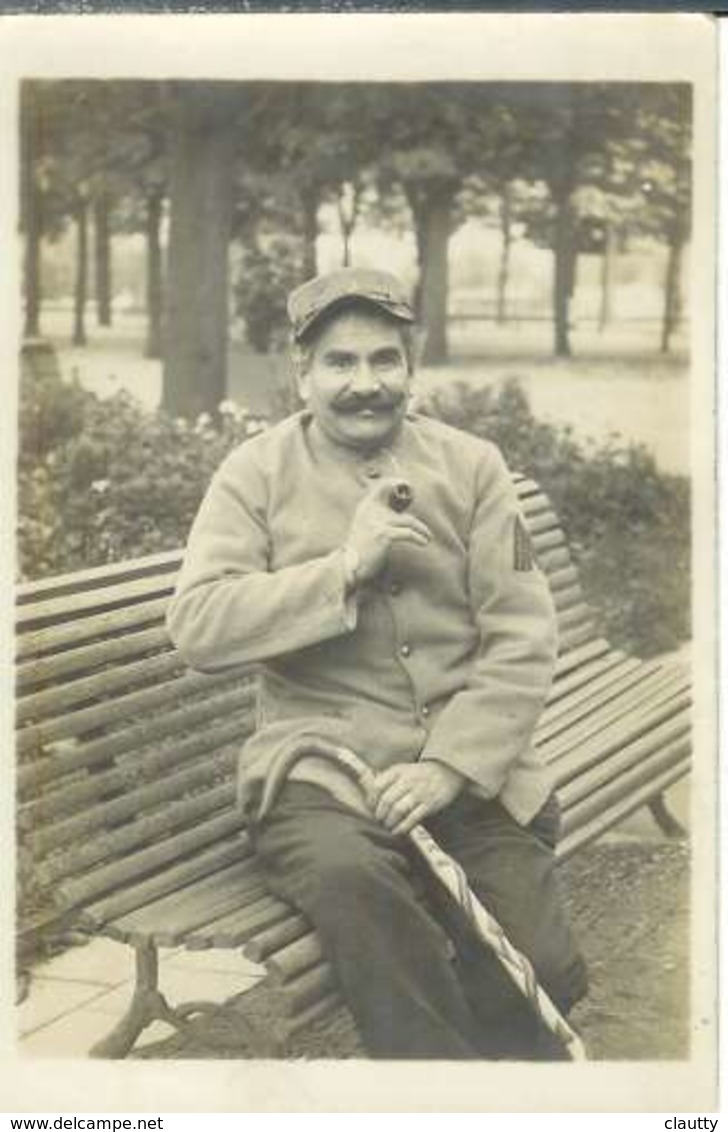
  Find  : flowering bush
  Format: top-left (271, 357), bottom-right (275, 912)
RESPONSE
top-left (18, 380), bottom-right (267, 579)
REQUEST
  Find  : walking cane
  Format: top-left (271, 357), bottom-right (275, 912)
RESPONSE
top-left (257, 738), bottom-right (587, 1061)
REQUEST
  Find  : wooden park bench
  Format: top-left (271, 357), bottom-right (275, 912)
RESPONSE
top-left (16, 476), bottom-right (692, 1058)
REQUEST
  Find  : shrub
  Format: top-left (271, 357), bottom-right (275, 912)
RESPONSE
top-left (233, 235), bottom-right (303, 353)
top-left (18, 382), bottom-right (266, 580)
top-left (421, 379), bottom-right (690, 657)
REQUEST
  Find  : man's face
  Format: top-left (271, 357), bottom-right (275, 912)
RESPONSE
top-left (297, 309), bottom-right (412, 452)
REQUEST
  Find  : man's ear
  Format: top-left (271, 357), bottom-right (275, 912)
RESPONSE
top-left (291, 344), bottom-right (310, 402)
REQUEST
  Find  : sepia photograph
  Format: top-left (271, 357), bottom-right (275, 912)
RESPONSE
top-left (2, 12), bottom-right (718, 1114)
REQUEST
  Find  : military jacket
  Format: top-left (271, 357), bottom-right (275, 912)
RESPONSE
top-left (167, 410), bottom-right (559, 825)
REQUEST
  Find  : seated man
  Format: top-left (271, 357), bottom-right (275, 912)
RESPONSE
top-left (167, 267), bottom-right (588, 1060)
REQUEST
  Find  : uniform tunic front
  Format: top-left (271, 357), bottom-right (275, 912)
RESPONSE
top-left (167, 409), bottom-right (559, 826)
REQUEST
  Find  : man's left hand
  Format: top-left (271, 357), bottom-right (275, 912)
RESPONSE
top-left (367, 762), bottom-right (465, 835)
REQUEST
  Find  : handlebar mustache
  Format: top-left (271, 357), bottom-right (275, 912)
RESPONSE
top-left (333, 393), bottom-right (406, 412)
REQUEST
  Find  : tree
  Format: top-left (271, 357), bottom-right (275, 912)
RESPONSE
top-left (628, 87), bottom-right (692, 353)
top-left (72, 185), bottom-right (90, 346)
top-left (162, 83), bottom-right (240, 417)
top-left (20, 84), bottom-right (45, 339)
top-left (512, 84), bottom-right (653, 357)
top-left (376, 86), bottom-right (491, 365)
top-left (94, 191), bottom-right (112, 327)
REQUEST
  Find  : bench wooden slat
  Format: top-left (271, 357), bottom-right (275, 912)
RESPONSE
top-left (30, 750), bottom-right (238, 855)
top-left (552, 700), bottom-right (690, 804)
top-left (16, 572), bottom-right (177, 631)
top-left (17, 668), bottom-right (240, 754)
top-left (553, 585), bottom-right (586, 615)
top-left (557, 621), bottom-right (599, 656)
top-left (558, 757), bottom-right (690, 860)
top-left (244, 913), bottom-right (312, 964)
top-left (39, 806), bottom-right (245, 891)
top-left (556, 602), bottom-right (595, 634)
top-left (544, 667), bottom-right (689, 768)
top-left (282, 961), bottom-right (337, 1015)
top-left (283, 992), bottom-right (345, 1040)
top-left (532, 528), bottom-right (567, 556)
top-left (546, 648), bottom-right (630, 705)
top-left (551, 638), bottom-right (612, 682)
top-left (21, 708), bottom-right (254, 828)
top-left (208, 894), bottom-right (300, 950)
top-left (537, 658), bottom-right (660, 744)
top-left (17, 598), bottom-right (168, 662)
top-left (16, 549), bottom-right (182, 605)
top-left (520, 493), bottom-right (551, 517)
top-left (17, 625), bottom-right (173, 693)
top-left (112, 859), bottom-right (267, 947)
top-left (267, 931), bottom-right (325, 983)
top-left (526, 510), bottom-right (562, 536)
top-left (514, 478), bottom-right (543, 500)
top-left (561, 736), bottom-right (691, 837)
top-left (17, 652), bottom-right (185, 726)
top-left (559, 715), bottom-right (691, 811)
top-left (181, 891), bottom-right (290, 950)
top-left (536, 546), bottom-right (572, 575)
top-left (79, 835), bottom-right (251, 929)
top-left (547, 565), bottom-right (582, 595)
top-left (18, 683), bottom-right (255, 796)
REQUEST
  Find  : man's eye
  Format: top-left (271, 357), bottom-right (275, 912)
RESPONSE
top-left (329, 355), bottom-right (355, 370)
top-left (374, 353), bottom-right (402, 369)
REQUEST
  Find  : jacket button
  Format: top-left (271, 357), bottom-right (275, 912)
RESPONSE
top-left (390, 580), bottom-right (401, 596)
top-left (400, 643), bottom-right (411, 657)
top-left (365, 466), bottom-right (381, 479)
top-left (421, 704), bottom-right (430, 718)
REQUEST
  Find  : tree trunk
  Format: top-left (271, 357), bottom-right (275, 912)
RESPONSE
top-left (21, 88), bottom-right (43, 339)
top-left (145, 190), bottom-right (164, 359)
top-left (598, 222), bottom-right (614, 332)
top-left (94, 192), bottom-right (112, 327)
top-left (301, 189), bottom-right (319, 279)
top-left (408, 184), bottom-right (454, 366)
top-left (72, 196), bottom-right (89, 347)
top-left (162, 86), bottom-right (237, 418)
top-left (552, 188), bottom-right (574, 358)
top-left (337, 182), bottom-right (361, 269)
top-left (496, 183), bottom-right (513, 325)
top-left (24, 185), bottom-right (43, 339)
top-left (660, 219), bottom-right (685, 354)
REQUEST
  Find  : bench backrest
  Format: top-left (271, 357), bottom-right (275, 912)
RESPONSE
top-left (16, 477), bottom-right (597, 942)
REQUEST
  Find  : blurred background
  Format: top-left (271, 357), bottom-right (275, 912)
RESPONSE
top-left (18, 79), bottom-right (691, 659)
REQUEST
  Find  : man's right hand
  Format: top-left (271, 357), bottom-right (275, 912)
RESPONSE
top-left (345, 477), bottom-right (432, 585)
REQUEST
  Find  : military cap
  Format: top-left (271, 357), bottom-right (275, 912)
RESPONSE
top-left (288, 267), bottom-right (415, 342)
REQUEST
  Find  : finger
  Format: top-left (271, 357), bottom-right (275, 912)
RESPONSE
top-left (383, 528), bottom-right (430, 549)
top-left (375, 785), bottom-right (415, 827)
top-left (386, 515), bottom-right (433, 541)
top-left (367, 766), bottom-right (402, 805)
top-left (392, 803), bottom-right (428, 837)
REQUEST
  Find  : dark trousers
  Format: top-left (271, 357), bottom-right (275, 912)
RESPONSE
top-left (251, 784), bottom-right (588, 1060)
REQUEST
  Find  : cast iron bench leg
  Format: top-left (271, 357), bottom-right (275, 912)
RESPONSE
top-left (648, 793), bottom-right (687, 840)
top-left (90, 941), bottom-right (169, 1058)
top-left (90, 939), bottom-right (283, 1058)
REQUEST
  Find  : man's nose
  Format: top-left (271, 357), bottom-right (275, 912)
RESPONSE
top-left (348, 362), bottom-right (380, 392)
